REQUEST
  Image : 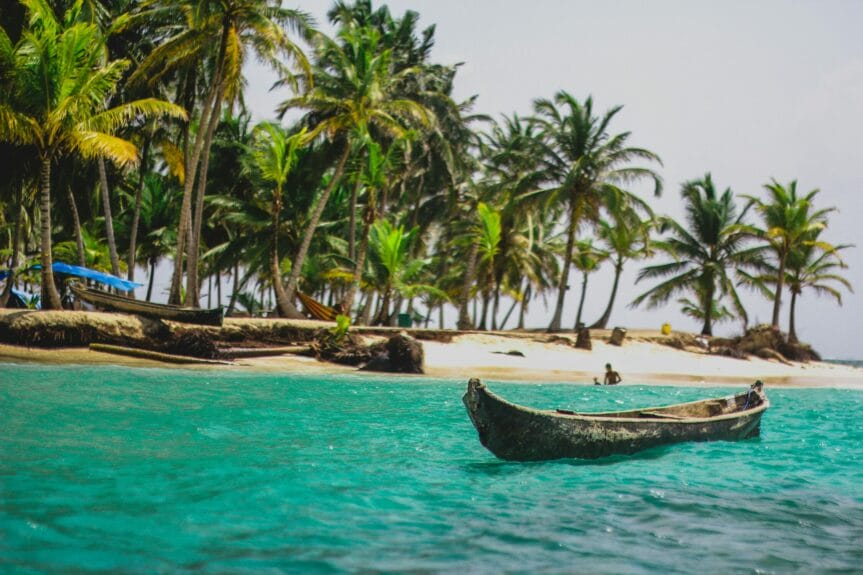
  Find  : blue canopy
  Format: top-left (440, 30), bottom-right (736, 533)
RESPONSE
top-left (26, 262), bottom-right (143, 292)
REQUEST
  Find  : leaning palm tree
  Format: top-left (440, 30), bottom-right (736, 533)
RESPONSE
top-left (529, 92), bottom-right (662, 332)
top-left (783, 230), bottom-right (852, 343)
top-left (129, 0), bottom-right (312, 306)
top-left (246, 122), bottom-right (308, 317)
top-left (590, 192), bottom-right (654, 329)
top-left (0, 0), bottom-right (185, 308)
top-left (277, 24), bottom-right (430, 310)
top-left (744, 179), bottom-right (834, 329)
top-left (572, 239), bottom-right (609, 330)
top-left (633, 174), bottom-right (765, 336)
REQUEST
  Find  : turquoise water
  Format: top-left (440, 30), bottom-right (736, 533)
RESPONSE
top-left (1, 365), bottom-right (862, 574)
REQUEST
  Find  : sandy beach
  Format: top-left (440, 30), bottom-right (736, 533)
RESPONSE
top-left (2, 318), bottom-right (861, 389)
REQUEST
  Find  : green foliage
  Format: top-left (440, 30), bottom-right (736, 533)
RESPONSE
top-left (634, 174), bottom-right (766, 335)
top-left (329, 314), bottom-right (352, 341)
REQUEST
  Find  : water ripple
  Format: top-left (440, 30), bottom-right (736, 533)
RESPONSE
top-left (1, 366), bottom-right (862, 573)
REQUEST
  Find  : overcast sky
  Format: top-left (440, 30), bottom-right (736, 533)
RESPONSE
top-left (238, 0), bottom-right (863, 359)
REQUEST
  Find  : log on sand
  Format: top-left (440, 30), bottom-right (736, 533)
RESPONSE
top-left (89, 343), bottom-right (234, 365)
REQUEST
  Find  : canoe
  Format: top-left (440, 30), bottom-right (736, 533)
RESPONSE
top-left (462, 379), bottom-right (769, 461)
top-left (70, 284), bottom-right (224, 326)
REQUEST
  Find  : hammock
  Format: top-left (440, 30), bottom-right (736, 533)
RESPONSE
top-left (297, 292), bottom-right (340, 322)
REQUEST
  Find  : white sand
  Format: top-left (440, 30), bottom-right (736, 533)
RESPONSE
top-left (421, 333), bottom-right (863, 389)
top-left (2, 330), bottom-right (861, 389)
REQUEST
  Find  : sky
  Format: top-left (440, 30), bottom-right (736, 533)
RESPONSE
top-left (235, 0), bottom-right (863, 358)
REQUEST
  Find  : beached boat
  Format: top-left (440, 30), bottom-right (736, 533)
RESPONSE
top-left (70, 284), bottom-right (224, 326)
top-left (463, 379), bottom-right (769, 461)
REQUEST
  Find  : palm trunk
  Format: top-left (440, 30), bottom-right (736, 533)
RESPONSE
top-left (62, 188), bottom-right (86, 267)
top-left (491, 280), bottom-right (501, 331)
top-left (374, 289), bottom-right (392, 326)
top-left (590, 258), bottom-right (623, 329)
top-left (227, 262), bottom-right (240, 314)
top-left (216, 268), bottom-right (222, 309)
top-left (548, 200), bottom-right (578, 332)
top-left (0, 185), bottom-right (23, 307)
top-left (498, 292), bottom-right (520, 331)
top-left (38, 157), bottom-right (61, 310)
top-left (457, 242), bottom-right (479, 330)
top-left (284, 144), bottom-right (351, 306)
top-left (270, 187), bottom-right (293, 317)
top-left (701, 278), bottom-right (714, 336)
top-left (341, 203), bottom-right (374, 317)
top-left (146, 258), bottom-right (156, 302)
top-left (348, 163), bottom-right (363, 262)
top-left (169, 47), bottom-right (225, 305)
top-left (518, 284), bottom-right (531, 329)
top-left (98, 157), bottom-right (121, 279)
top-left (127, 136), bottom-right (151, 285)
top-left (574, 272), bottom-right (589, 329)
top-left (771, 257), bottom-right (786, 329)
top-left (788, 289), bottom-right (798, 343)
top-left (478, 293), bottom-right (490, 331)
top-left (360, 291), bottom-right (374, 325)
top-left (185, 90), bottom-right (224, 307)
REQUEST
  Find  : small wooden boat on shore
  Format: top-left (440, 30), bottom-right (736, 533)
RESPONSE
top-left (70, 284), bottom-right (224, 326)
top-left (463, 379), bottom-right (769, 461)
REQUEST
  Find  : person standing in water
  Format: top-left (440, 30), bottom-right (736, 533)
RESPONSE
top-left (603, 363), bottom-right (622, 385)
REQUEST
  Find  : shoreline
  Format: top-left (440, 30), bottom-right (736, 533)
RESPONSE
top-left (2, 329), bottom-right (861, 390)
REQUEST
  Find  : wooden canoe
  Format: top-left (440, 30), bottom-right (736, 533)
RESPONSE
top-left (463, 379), bottom-right (769, 461)
top-left (71, 284), bottom-right (224, 326)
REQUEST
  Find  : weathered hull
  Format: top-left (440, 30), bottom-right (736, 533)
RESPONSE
top-left (71, 285), bottom-right (223, 326)
top-left (463, 379), bottom-right (768, 461)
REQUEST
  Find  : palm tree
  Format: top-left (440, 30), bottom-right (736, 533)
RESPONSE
top-left (745, 180), bottom-right (834, 329)
top-left (530, 92), bottom-right (662, 332)
top-left (365, 219), bottom-right (444, 325)
top-left (633, 174), bottom-right (765, 336)
top-left (572, 239), bottom-right (609, 329)
top-left (0, 0), bottom-right (185, 308)
top-left (247, 122), bottom-right (308, 317)
top-left (590, 192), bottom-right (654, 329)
top-left (783, 230), bottom-right (852, 343)
top-left (474, 202), bottom-right (502, 329)
top-left (129, 0), bottom-right (312, 306)
top-left (277, 24), bottom-right (430, 309)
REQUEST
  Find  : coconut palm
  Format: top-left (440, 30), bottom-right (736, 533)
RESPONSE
top-left (247, 122), bottom-right (308, 317)
top-left (0, 0), bottom-right (185, 308)
top-left (572, 239), bottom-right (609, 329)
top-left (760, 228), bottom-right (853, 343)
top-left (529, 92), bottom-right (662, 332)
top-left (744, 180), bottom-right (834, 329)
top-left (590, 192), bottom-right (655, 329)
top-left (277, 24), bottom-right (430, 309)
top-left (365, 219), bottom-right (444, 325)
top-left (129, 0), bottom-right (312, 306)
top-left (633, 174), bottom-right (765, 336)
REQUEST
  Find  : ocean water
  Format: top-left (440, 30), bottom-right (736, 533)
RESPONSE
top-left (1, 365), bottom-right (861, 574)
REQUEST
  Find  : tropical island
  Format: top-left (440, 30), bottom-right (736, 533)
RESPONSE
top-left (0, 0), bottom-right (859, 387)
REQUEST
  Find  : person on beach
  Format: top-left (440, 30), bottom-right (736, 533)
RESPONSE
top-left (604, 363), bottom-right (622, 385)
top-left (593, 377), bottom-right (601, 386)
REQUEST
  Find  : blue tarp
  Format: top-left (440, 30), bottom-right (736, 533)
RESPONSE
top-left (2, 262), bottom-right (143, 292)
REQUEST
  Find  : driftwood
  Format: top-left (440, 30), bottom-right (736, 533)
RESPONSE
top-left (89, 343), bottom-right (233, 365)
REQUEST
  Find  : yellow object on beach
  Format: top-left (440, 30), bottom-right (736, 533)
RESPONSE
top-left (661, 323), bottom-right (672, 335)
